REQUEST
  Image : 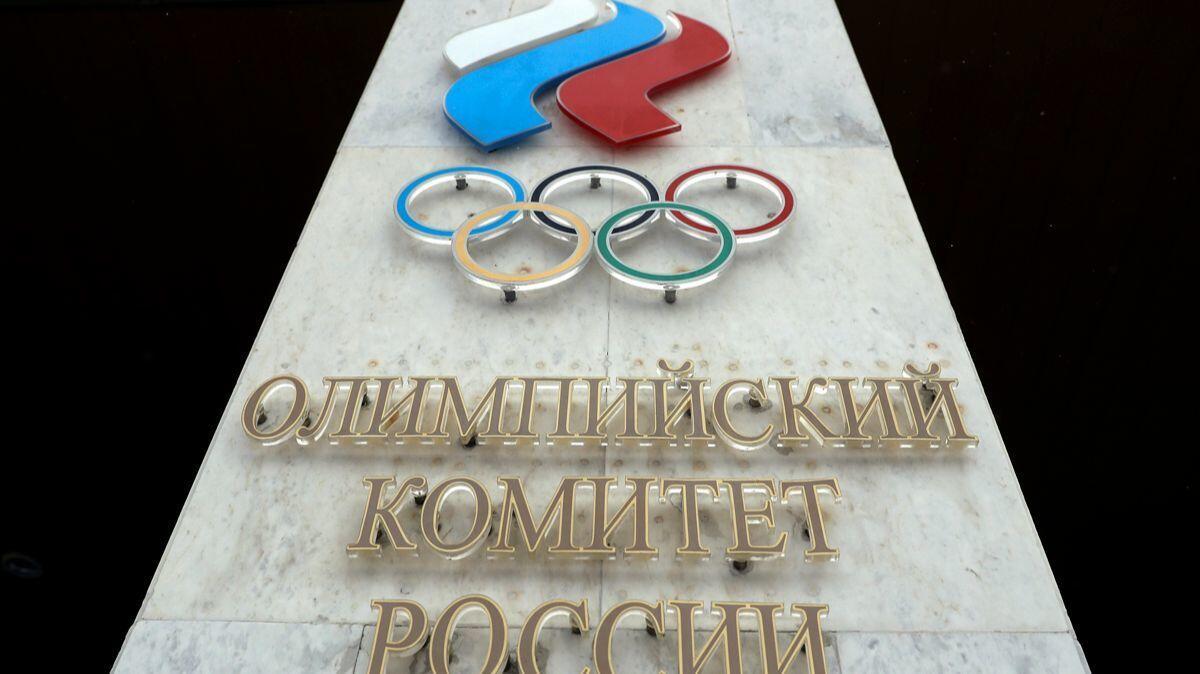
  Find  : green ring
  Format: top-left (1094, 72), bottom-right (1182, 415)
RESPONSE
top-left (597, 202), bottom-right (735, 284)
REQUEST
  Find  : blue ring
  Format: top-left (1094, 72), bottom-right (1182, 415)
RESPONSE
top-left (395, 166), bottom-right (525, 240)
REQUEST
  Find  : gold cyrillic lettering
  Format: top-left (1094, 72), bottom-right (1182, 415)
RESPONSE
top-left (366, 599), bottom-right (428, 674)
top-left (660, 478), bottom-right (721, 557)
top-left (421, 476), bottom-right (491, 559)
top-left (429, 595), bottom-right (507, 674)
top-left (771, 377), bottom-right (837, 446)
top-left (779, 478), bottom-right (841, 560)
top-left (347, 476), bottom-right (424, 554)
top-left (489, 476), bottom-right (583, 554)
top-left (242, 374), bottom-right (308, 445)
top-left (721, 479), bottom-right (787, 559)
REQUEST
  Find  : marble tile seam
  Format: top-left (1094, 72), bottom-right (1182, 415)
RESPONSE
top-left (335, 140), bottom-right (895, 150)
top-left (120, 620), bottom-right (1085, 641)
top-left (115, 622), bottom-right (1087, 670)
top-left (722, 0), bottom-right (739, 53)
top-left (830, 626), bottom-right (844, 672)
top-left (719, 0), bottom-right (756, 158)
top-left (597, 142), bottom-right (617, 645)
top-left (831, 630), bottom-right (1076, 636)
top-left (130, 617), bottom-right (374, 628)
top-left (128, 148), bottom-right (350, 629)
top-left (351, 623), bottom-right (369, 674)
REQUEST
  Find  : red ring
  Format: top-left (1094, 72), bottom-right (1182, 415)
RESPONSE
top-left (665, 165), bottom-right (795, 237)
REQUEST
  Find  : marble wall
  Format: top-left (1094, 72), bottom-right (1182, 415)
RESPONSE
top-left (114, 1), bottom-right (1088, 671)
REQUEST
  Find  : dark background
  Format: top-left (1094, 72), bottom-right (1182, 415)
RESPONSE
top-left (2, 0), bottom-right (1193, 669)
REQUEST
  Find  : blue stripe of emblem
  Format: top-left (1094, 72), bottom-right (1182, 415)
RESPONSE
top-left (443, 2), bottom-right (665, 152)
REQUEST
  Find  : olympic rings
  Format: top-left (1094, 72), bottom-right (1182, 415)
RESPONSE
top-left (595, 202), bottom-right (736, 302)
top-left (394, 164), bottom-right (793, 303)
top-left (395, 166), bottom-right (525, 245)
top-left (452, 202), bottom-right (593, 301)
top-left (530, 165), bottom-right (659, 242)
top-left (665, 165), bottom-right (795, 243)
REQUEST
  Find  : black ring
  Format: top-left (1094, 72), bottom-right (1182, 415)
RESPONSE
top-left (530, 165), bottom-right (660, 236)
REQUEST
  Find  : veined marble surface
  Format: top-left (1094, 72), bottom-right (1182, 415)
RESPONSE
top-left (115, 0), bottom-right (1087, 671)
top-left (114, 620), bottom-right (362, 674)
top-left (835, 632), bottom-right (1090, 674)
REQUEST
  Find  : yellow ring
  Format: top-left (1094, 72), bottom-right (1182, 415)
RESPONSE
top-left (452, 202), bottom-right (593, 287)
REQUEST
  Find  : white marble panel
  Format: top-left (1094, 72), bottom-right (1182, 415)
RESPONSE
top-left (599, 145), bottom-right (1068, 633)
top-left (729, 0), bottom-right (888, 146)
top-left (139, 146), bottom-right (624, 627)
top-left (835, 632), bottom-right (1088, 673)
top-left (114, 619), bottom-right (363, 674)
